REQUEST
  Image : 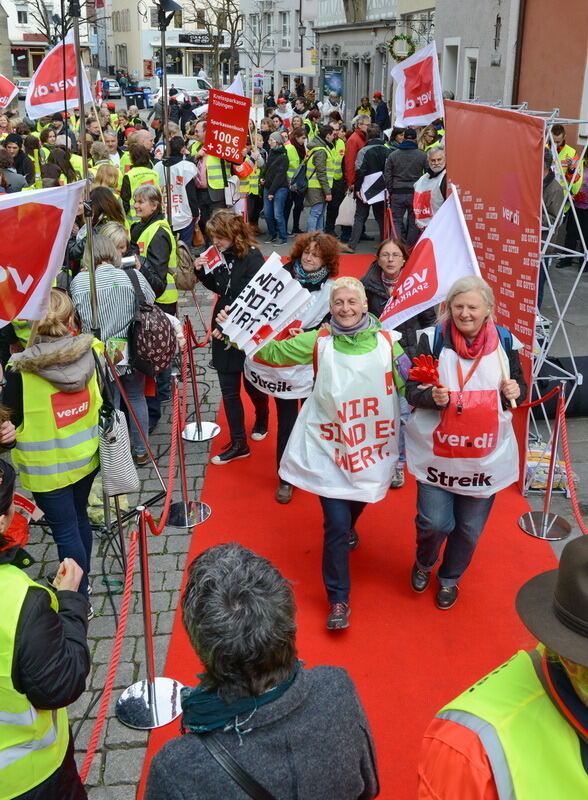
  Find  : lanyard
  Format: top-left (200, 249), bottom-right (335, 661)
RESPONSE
top-left (455, 352), bottom-right (484, 414)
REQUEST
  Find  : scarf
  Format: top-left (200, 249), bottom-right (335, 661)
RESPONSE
top-left (292, 260), bottom-right (329, 286)
top-left (330, 311), bottom-right (373, 337)
top-left (448, 317), bottom-right (499, 360)
top-left (180, 662), bottom-right (299, 735)
top-left (543, 654), bottom-right (588, 746)
top-left (380, 270), bottom-right (398, 290)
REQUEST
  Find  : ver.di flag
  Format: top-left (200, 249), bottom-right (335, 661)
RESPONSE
top-left (380, 189), bottom-right (480, 331)
top-left (25, 32), bottom-right (92, 120)
top-left (0, 182), bottom-right (85, 326)
top-left (391, 41), bottom-right (443, 128)
top-left (0, 74), bottom-right (18, 109)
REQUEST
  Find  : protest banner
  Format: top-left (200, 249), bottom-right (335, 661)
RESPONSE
top-left (0, 74), bottom-right (18, 109)
top-left (391, 41), bottom-right (443, 128)
top-left (380, 189), bottom-right (479, 330)
top-left (445, 100), bottom-right (544, 489)
top-left (203, 89), bottom-right (252, 165)
top-left (219, 252), bottom-right (311, 355)
top-left (0, 182), bottom-right (85, 326)
top-left (200, 245), bottom-right (225, 274)
top-left (25, 32), bottom-right (92, 119)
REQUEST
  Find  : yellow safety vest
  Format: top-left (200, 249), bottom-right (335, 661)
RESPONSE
top-left (0, 564), bottom-right (70, 800)
top-left (10, 340), bottom-right (102, 492)
top-left (284, 143), bottom-right (301, 180)
top-left (304, 119), bottom-right (318, 139)
top-left (127, 166), bottom-right (160, 223)
top-left (206, 155), bottom-right (228, 190)
top-left (330, 138), bottom-right (345, 182)
top-left (249, 164), bottom-right (261, 196)
top-left (190, 141), bottom-right (202, 158)
top-left (136, 218), bottom-right (178, 305)
top-left (307, 146), bottom-right (333, 190)
top-left (439, 650), bottom-right (588, 799)
top-left (10, 320), bottom-right (32, 347)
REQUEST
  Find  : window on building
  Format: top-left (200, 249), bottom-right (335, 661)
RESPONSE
top-left (217, 12), bottom-right (227, 29)
top-left (173, 10), bottom-right (182, 28)
top-left (468, 57), bottom-right (477, 100)
top-left (494, 15), bottom-right (501, 49)
top-left (150, 8), bottom-right (158, 28)
top-left (196, 9), bottom-right (205, 26)
top-left (112, 11), bottom-right (118, 31)
top-left (279, 11), bottom-right (290, 48)
top-left (17, 10), bottom-right (27, 24)
top-left (250, 13), bottom-right (260, 42)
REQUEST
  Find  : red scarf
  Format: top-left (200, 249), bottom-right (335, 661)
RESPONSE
top-left (448, 317), bottom-right (499, 360)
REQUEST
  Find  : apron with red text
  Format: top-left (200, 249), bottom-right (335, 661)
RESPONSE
top-left (405, 344), bottom-right (518, 497)
top-left (244, 280), bottom-right (333, 399)
top-left (279, 332), bottom-right (400, 502)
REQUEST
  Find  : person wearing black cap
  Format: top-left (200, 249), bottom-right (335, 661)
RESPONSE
top-left (0, 459), bottom-right (91, 799)
top-left (418, 534), bottom-right (588, 798)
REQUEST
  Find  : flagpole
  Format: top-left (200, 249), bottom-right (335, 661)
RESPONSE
top-left (70, 0), bottom-right (100, 337)
top-left (158, 1), bottom-right (173, 227)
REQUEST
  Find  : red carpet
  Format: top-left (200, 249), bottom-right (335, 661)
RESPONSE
top-left (137, 255), bottom-right (556, 799)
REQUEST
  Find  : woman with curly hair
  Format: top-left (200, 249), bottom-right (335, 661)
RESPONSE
top-left (244, 232), bottom-right (339, 502)
top-left (193, 210), bottom-right (269, 465)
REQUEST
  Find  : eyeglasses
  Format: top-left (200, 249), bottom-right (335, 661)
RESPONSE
top-left (380, 252), bottom-right (404, 260)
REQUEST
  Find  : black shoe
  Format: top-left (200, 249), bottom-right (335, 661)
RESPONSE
top-left (326, 602), bottom-right (350, 630)
top-left (436, 584), bottom-right (459, 610)
top-left (264, 236), bottom-right (277, 244)
top-left (251, 419), bottom-right (269, 441)
top-left (411, 563), bottom-right (430, 593)
top-left (290, 228), bottom-right (303, 235)
top-left (348, 527), bottom-right (360, 550)
top-left (211, 440), bottom-right (250, 465)
top-left (360, 233), bottom-right (374, 241)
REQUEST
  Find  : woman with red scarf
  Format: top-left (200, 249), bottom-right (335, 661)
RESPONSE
top-left (404, 276), bottom-right (526, 610)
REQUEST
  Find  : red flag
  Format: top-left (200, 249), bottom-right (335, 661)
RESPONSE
top-left (390, 41), bottom-right (444, 128)
top-left (25, 32), bottom-right (93, 120)
top-left (0, 183), bottom-right (85, 326)
top-left (95, 69), bottom-right (103, 104)
top-left (0, 74), bottom-right (18, 109)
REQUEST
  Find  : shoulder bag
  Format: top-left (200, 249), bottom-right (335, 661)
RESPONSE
top-left (125, 267), bottom-right (176, 378)
top-left (199, 734), bottom-right (276, 800)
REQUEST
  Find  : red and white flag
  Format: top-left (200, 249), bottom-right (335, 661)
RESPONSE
top-left (0, 74), bottom-right (18, 109)
top-left (95, 69), bottom-right (103, 104)
top-left (380, 189), bottom-right (480, 331)
top-left (25, 32), bottom-right (92, 120)
top-left (0, 182), bottom-right (85, 326)
top-left (390, 41), bottom-right (444, 128)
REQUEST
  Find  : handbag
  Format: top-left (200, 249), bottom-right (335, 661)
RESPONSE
top-left (125, 268), bottom-right (176, 378)
top-left (192, 224), bottom-right (205, 248)
top-left (335, 191), bottom-right (356, 226)
top-left (199, 734), bottom-right (276, 800)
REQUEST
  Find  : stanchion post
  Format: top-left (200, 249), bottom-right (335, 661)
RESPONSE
top-left (115, 507), bottom-right (184, 729)
top-left (182, 318), bottom-right (220, 443)
top-left (519, 381), bottom-right (572, 541)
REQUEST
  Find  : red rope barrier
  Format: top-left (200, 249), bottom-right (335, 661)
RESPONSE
top-left (558, 401), bottom-right (588, 535)
top-left (80, 529), bottom-right (139, 784)
top-left (145, 380), bottom-right (181, 536)
top-left (515, 385), bottom-right (561, 410)
top-left (186, 295), bottom-right (215, 347)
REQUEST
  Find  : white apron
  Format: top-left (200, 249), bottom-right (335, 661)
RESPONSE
top-left (244, 280), bottom-right (333, 400)
top-left (405, 342), bottom-right (519, 498)
top-left (279, 332), bottom-right (400, 502)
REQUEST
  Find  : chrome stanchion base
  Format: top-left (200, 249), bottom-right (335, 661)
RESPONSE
top-left (519, 510), bottom-right (572, 541)
top-left (116, 677), bottom-right (184, 730)
top-left (167, 500), bottom-right (211, 528)
top-left (182, 420), bottom-right (221, 442)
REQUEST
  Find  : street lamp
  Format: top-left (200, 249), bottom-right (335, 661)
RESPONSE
top-left (297, 21), bottom-right (305, 69)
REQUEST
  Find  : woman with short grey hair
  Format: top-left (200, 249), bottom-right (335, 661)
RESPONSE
top-left (145, 543), bottom-right (379, 800)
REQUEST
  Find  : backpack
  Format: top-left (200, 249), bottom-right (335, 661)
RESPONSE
top-left (125, 268), bottom-right (176, 377)
top-left (431, 324), bottom-right (513, 358)
top-left (289, 160), bottom-right (311, 194)
top-left (174, 236), bottom-right (197, 291)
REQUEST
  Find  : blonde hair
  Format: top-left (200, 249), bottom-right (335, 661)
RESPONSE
top-left (38, 289), bottom-right (74, 337)
top-left (92, 163), bottom-right (120, 191)
top-left (329, 276), bottom-right (368, 306)
top-left (99, 221), bottom-right (129, 252)
top-left (438, 275), bottom-right (495, 324)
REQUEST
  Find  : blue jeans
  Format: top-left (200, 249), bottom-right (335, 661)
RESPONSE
top-left (33, 467), bottom-right (99, 599)
top-left (391, 192), bottom-right (419, 246)
top-left (263, 187), bottom-right (288, 240)
top-left (307, 202), bottom-right (326, 231)
top-left (112, 369), bottom-right (149, 456)
top-left (415, 482), bottom-right (496, 586)
top-left (319, 496), bottom-right (367, 603)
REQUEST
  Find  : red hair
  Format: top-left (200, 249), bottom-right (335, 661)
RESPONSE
top-left (289, 232), bottom-right (340, 277)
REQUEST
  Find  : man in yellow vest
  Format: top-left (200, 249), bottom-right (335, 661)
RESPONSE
top-left (418, 534), bottom-right (588, 799)
top-left (0, 460), bottom-right (90, 800)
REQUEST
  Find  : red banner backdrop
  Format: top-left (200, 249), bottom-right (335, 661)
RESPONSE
top-left (445, 101), bottom-right (545, 490)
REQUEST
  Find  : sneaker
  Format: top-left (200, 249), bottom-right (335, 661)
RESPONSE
top-left (340, 243), bottom-right (355, 253)
top-left (436, 585), bottom-right (459, 610)
top-left (135, 453), bottom-right (150, 467)
top-left (87, 604), bottom-right (95, 621)
top-left (275, 482), bottom-right (293, 504)
top-left (211, 440), bottom-right (250, 465)
top-left (264, 236), bottom-right (277, 244)
top-left (348, 528), bottom-right (360, 550)
top-left (251, 420), bottom-right (269, 441)
top-left (279, 239), bottom-right (288, 245)
top-left (390, 466), bottom-right (405, 489)
top-left (411, 563), bottom-right (430, 593)
top-left (326, 602), bottom-right (350, 630)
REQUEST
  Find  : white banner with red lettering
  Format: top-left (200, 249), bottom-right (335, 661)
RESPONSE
top-left (25, 32), bottom-right (92, 120)
top-left (379, 190), bottom-right (479, 331)
top-left (0, 182), bottom-right (85, 326)
top-left (0, 74), bottom-right (17, 109)
top-left (391, 41), bottom-right (443, 128)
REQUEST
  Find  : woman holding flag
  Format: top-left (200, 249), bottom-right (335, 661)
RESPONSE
top-left (405, 276), bottom-right (526, 610)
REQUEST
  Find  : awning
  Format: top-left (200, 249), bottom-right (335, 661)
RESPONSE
top-left (279, 66), bottom-right (318, 78)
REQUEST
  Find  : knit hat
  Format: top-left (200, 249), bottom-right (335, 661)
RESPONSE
top-left (373, 91), bottom-right (382, 99)
top-left (403, 128), bottom-right (417, 140)
top-left (4, 133), bottom-right (22, 148)
top-left (269, 131), bottom-right (284, 145)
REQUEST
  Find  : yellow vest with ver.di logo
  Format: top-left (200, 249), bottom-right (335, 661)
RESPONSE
top-left (136, 218), bottom-right (178, 305)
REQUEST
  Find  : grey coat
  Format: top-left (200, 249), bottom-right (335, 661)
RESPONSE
top-left (145, 665), bottom-right (379, 800)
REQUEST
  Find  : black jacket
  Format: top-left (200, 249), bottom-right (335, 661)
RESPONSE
top-left (384, 140), bottom-right (428, 193)
top-left (196, 246), bottom-right (265, 372)
top-left (354, 138), bottom-right (391, 194)
top-left (360, 261), bottom-right (437, 357)
top-left (130, 212), bottom-right (172, 299)
top-left (262, 145), bottom-right (289, 194)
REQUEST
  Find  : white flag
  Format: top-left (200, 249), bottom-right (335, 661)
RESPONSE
top-left (391, 41), bottom-right (444, 128)
top-left (226, 72), bottom-right (245, 97)
top-left (25, 32), bottom-right (93, 119)
top-left (380, 190), bottom-right (480, 331)
top-left (0, 182), bottom-right (86, 326)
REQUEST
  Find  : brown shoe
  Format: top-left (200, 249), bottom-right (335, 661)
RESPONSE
top-left (135, 453), bottom-right (150, 467)
top-left (340, 243), bottom-right (355, 253)
top-left (275, 482), bottom-right (293, 504)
